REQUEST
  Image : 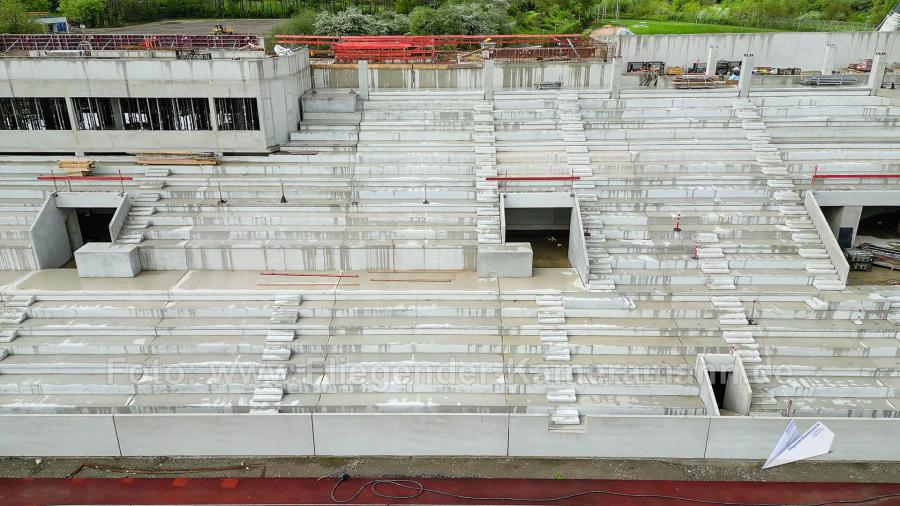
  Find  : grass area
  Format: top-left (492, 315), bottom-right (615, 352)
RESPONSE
top-left (598, 18), bottom-right (783, 34)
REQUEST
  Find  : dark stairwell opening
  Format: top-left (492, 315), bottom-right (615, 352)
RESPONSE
top-left (504, 207), bottom-right (572, 268)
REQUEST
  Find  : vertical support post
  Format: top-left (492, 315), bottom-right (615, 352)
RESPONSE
top-left (867, 52), bottom-right (887, 95)
top-left (208, 97), bottom-right (219, 131)
top-left (739, 53), bottom-right (753, 98)
top-left (64, 97), bottom-right (86, 157)
top-left (821, 43), bottom-right (835, 75)
top-left (705, 46), bottom-right (718, 77)
top-left (357, 60), bottom-right (370, 100)
top-left (609, 57), bottom-right (621, 98)
top-left (483, 59), bottom-right (495, 100)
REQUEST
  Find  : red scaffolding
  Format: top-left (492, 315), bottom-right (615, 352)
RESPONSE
top-left (333, 40), bottom-right (437, 63)
top-left (276, 34), bottom-right (594, 62)
top-left (276, 34), bottom-right (586, 48)
top-left (0, 34), bottom-right (262, 52)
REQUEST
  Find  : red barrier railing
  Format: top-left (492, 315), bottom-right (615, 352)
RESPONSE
top-left (486, 176), bottom-right (580, 181)
top-left (812, 174), bottom-right (900, 179)
top-left (37, 176), bottom-right (133, 181)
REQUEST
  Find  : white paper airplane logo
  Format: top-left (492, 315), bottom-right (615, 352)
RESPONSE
top-left (763, 420), bottom-right (835, 469)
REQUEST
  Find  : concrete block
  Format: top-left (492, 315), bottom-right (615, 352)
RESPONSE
top-left (314, 413), bottom-right (509, 456)
top-left (74, 243), bottom-right (142, 278)
top-left (477, 243), bottom-right (532, 278)
top-left (115, 414), bottom-right (314, 456)
top-left (0, 414), bottom-right (120, 456)
top-left (509, 415), bottom-right (709, 458)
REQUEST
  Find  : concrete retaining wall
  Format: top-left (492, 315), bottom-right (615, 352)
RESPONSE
top-left (313, 62), bottom-right (608, 91)
top-left (2, 413), bottom-right (900, 459)
top-left (568, 201), bottom-right (589, 285)
top-left (614, 31), bottom-right (900, 70)
top-left (805, 192), bottom-right (850, 284)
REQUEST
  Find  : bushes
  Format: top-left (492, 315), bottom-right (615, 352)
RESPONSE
top-left (409, 0), bottom-right (513, 34)
top-left (59, 0), bottom-right (108, 26)
top-left (313, 5), bottom-right (409, 35)
top-left (274, 6), bottom-right (411, 37)
top-left (0, 0), bottom-right (46, 33)
top-left (54, 0), bottom-right (891, 31)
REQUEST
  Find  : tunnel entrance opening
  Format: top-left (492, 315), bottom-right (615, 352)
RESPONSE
top-left (73, 208), bottom-right (114, 245)
top-left (29, 193), bottom-right (127, 270)
top-left (708, 371), bottom-right (732, 410)
top-left (856, 207), bottom-right (900, 245)
top-left (504, 207), bottom-right (572, 268)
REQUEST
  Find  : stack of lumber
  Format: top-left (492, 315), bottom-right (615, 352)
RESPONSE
top-left (672, 75), bottom-right (724, 89)
top-left (58, 159), bottom-right (95, 175)
top-left (134, 151), bottom-right (218, 166)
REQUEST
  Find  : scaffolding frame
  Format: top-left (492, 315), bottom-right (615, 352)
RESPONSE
top-left (0, 34), bottom-right (261, 53)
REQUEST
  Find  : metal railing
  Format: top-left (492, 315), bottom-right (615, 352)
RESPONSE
top-left (0, 34), bottom-right (262, 53)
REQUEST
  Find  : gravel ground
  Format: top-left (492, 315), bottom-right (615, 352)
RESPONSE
top-left (2, 457), bottom-right (900, 482)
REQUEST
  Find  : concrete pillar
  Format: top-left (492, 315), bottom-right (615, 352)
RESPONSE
top-left (63, 97), bottom-right (85, 157)
top-left (821, 43), bottom-right (835, 75)
top-left (483, 59), bottom-right (495, 100)
top-left (868, 52), bottom-right (887, 94)
top-left (110, 98), bottom-right (124, 130)
top-left (609, 58), bottom-right (621, 98)
top-left (705, 46), bottom-right (718, 77)
top-left (357, 60), bottom-right (370, 100)
top-left (739, 54), bottom-right (753, 97)
top-left (829, 205), bottom-right (863, 248)
top-left (208, 97), bottom-right (219, 131)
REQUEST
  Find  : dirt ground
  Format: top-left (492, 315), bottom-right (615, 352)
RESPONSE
top-left (2, 456), bottom-right (900, 482)
top-left (85, 19), bottom-right (285, 36)
top-left (848, 265), bottom-right (900, 285)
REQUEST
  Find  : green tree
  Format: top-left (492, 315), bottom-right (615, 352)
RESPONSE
top-left (410, 1), bottom-right (512, 34)
top-left (394, 0), bottom-right (423, 14)
top-left (315, 6), bottom-right (374, 35)
top-left (0, 0), bottom-right (45, 33)
top-left (59, 0), bottom-right (107, 26)
top-left (867, 0), bottom-right (894, 25)
top-left (272, 7), bottom-right (318, 35)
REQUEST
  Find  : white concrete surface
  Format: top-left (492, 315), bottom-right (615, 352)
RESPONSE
top-left (114, 414), bottom-right (315, 456)
top-left (74, 243), bottom-right (141, 277)
top-left (477, 243), bottom-right (533, 277)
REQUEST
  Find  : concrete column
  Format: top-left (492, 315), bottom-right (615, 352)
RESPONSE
top-left (867, 52), bottom-right (887, 94)
top-left (63, 97), bottom-right (85, 157)
top-left (829, 205), bottom-right (863, 248)
top-left (821, 43), bottom-right (835, 75)
top-left (609, 58), bottom-right (621, 98)
top-left (483, 59), bottom-right (495, 100)
top-left (739, 54), bottom-right (753, 97)
top-left (208, 97), bottom-right (219, 131)
top-left (705, 46), bottom-right (718, 77)
top-left (357, 60), bottom-right (370, 100)
top-left (110, 98), bottom-right (124, 130)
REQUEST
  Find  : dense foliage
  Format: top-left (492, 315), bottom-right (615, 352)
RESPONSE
top-left (0, 0), bottom-right (47, 33)
top-left (22, 0), bottom-right (898, 32)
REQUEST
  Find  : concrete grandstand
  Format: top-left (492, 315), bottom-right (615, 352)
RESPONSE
top-left (0, 31), bottom-right (898, 460)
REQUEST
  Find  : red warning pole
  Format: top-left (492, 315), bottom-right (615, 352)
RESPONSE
top-left (691, 239), bottom-right (699, 260)
top-left (673, 212), bottom-right (682, 232)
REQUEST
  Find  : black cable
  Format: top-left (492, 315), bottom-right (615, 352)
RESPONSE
top-left (330, 476), bottom-right (900, 506)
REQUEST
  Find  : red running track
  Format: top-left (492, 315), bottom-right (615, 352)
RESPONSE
top-left (3, 478), bottom-right (900, 506)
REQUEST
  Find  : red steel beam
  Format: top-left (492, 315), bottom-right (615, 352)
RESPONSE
top-left (37, 176), bottom-right (133, 181)
top-left (276, 34), bottom-right (585, 48)
top-left (487, 176), bottom-right (580, 181)
top-left (812, 173), bottom-right (900, 179)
